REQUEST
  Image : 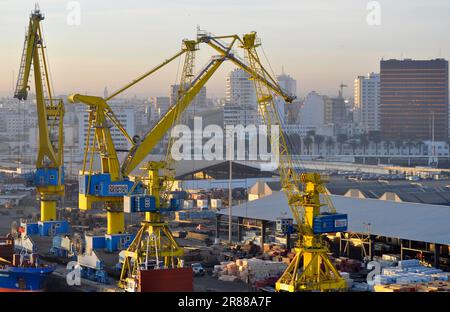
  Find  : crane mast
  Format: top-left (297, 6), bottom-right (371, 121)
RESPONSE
top-left (239, 32), bottom-right (347, 292)
top-left (14, 6), bottom-right (65, 225)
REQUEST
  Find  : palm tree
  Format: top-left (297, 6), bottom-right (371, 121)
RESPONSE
top-left (405, 140), bottom-right (415, 155)
top-left (417, 141), bottom-right (425, 155)
top-left (336, 134), bottom-right (347, 155)
top-left (303, 136), bottom-right (313, 155)
top-left (314, 134), bottom-right (324, 155)
top-left (359, 133), bottom-right (370, 155)
top-left (369, 130), bottom-right (381, 155)
top-left (348, 139), bottom-right (358, 155)
top-left (290, 133), bottom-right (302, 155)
top-left (394, 140), bottom-right (403, 155)
top-left (384, 141), bottom-right (392, 155)
top-left (325, 136), bottom-right (335, 155)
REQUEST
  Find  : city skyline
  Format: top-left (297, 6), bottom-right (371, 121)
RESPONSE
top-left (1, 1), bottom-right (450, 98)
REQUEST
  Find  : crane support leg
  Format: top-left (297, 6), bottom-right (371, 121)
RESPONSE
top-left (40, 200), bottom-right (56, 221)
top-left (275, 177), bottom-right (347, 292)
top-left (107, 210), bottom-right (125, 234)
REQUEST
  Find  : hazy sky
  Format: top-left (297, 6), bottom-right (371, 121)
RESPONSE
top-left (1, 0), bottom-right (450, 99)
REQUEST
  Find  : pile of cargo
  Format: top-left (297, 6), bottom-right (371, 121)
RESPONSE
top-left (374, 281), bottom-right (450, 292)
top-left (262, 243), bottom-right (296, 265)
top-left (213, 258), bottom-right (288, 285)
top-left (335, 257), bottom-right (363, 273)
top-left (370, 259), bottom-right (450, 292)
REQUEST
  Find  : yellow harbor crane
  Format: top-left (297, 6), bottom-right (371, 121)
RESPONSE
top-left (14, 6), bottom-right (66, 231)
top-left (69, 29), bottom-right (347, 291)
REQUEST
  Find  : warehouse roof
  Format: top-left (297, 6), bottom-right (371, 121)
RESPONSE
top-left (218, 191), bottom-right (450, 245)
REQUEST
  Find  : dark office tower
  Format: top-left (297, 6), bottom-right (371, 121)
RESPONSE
top-left (380, 59), bottom-right (448, 141)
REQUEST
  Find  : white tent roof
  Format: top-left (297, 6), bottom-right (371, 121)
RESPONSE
top-left (218, 191), bottom-right (450, 245)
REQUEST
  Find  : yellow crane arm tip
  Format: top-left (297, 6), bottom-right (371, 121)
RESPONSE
top-left (67, 94), bottom-right (80, 104)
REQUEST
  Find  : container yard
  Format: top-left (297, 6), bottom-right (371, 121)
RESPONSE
top-left (1, 4), bottom-right (450, 309)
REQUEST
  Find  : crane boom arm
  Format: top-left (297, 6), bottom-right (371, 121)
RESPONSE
top-left (121, 56), bottom-right (225, 176)
top-left (67, 94), bottom-right (122, 181)
top-left (14, 8), bottom-right (61, 169)
top-left (198, 34), bottom-right (295, 103)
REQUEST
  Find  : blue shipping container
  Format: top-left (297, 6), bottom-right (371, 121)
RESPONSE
top-left (333, 214), bottom-right (348, 232)
top-left (85, 235), bottom-right (106, 250)
top-left (313, 214), bottom-right (335, 234)
top-left (124, 195), bottom-right (156, 213)
top-left (38, 220), bottom-right (70, 236)
top-left (105, 234), bottom-right (136, 252)
top-left (313, 213), bottom-right (348, 234)
top-left (135, 195), bottom-right (156, 212)
top-left (23, 222), bottom-right (39, 235)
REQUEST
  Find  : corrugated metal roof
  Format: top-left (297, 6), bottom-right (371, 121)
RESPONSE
top-left (218, 191), bottom-right (450, 245)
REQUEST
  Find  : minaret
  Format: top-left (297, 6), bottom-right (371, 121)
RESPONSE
top-left (104, 86), bottom-right (108, 99)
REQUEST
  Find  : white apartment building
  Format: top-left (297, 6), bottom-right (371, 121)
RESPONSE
top-left (299, 91), bottom-right (325, 126)
top-left (224, 69), bottom-right (258, 126)
top-left (0, 109), bottom-right (37, 139)
top-left (277, 73), bottom-right (297, 97)
top-left (276, 73), bottom-right (297, 122)
top-left (354, 72), bottom-right (380, 132)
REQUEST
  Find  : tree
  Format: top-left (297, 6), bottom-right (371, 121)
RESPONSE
top-left (325, 136), bottom-right (335, 155)
top-left (405, 140), bottom-right (415, 155)
top-left (394, 140), bottom-right (403, 155)
top-left (289, 133), bottom-right (302, 155)
top-left (417, 141), bottom-right (425, 155)
top-left (314, 134), bottom-right (324, 155)
top-left (336, 134), bottom-right (347, 155)
top-left (303, 136), bottom-right (313, 155)
top-left (369, 130), bottom-right (381, 155)
top-left (359, 133), bottom-right (370, 155)
top-left (384, 141), bottom-right (392, 155)
top-left (348, 139), bottom-right (358, 155)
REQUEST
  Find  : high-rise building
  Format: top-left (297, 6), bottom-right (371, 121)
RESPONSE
top-left (224, 69), bottom-right (258, 126)
top-left (277, 73), bottom-right (297, 97)
top-left (380, 59), bottom-right (449, 141)
top-left (324, 96), bottom-right (347, 125)
top-left (354, 72), bottom-right (380, 132)
top-left (276, 73), bottom-right (297, 122)
top-left (150, 96), bottom-right (170, 122)
top-left (300, 91), bottom-right (325, 126)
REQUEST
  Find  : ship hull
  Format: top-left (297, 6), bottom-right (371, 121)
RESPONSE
top-left (0, 266), bottom-right (55, 292)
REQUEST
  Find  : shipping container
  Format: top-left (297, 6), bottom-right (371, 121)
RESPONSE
top-left (333, 214), bottom-right (348, 232)
top-left (85, 235), bottom-right (106, 252)
top-left (38, 220), bottom-right (70, 236)
top-left (138, 268), bottom-right (193, 292)
top-left (124, 195), bottom-right (156, 213)
top-left (22, 222), bottom-right (39, 236)
top-left (313, 213), bottom-right (348, 234)
top-left (105, 234), bottom-right (135, 252)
